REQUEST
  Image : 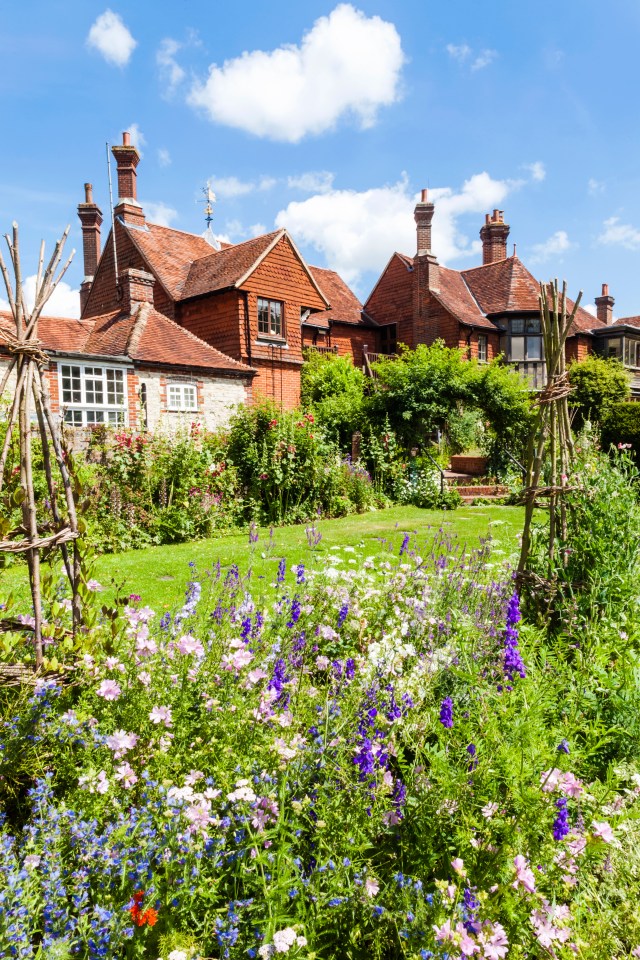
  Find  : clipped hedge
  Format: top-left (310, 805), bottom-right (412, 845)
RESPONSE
top-left (600, 401), bottom-right (640, 460)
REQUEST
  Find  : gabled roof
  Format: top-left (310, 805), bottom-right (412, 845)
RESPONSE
top-left (182, 230), bottom-right (282, 299)
top-left (433, 267), bottom-right (495, 330)
top-left (0, 308), bottom-right (254, 376)
top-left (307, 266), bottom-right (374, 327)
top-left (612, 315), bottom-right (640, 330)
top-left (124, 222), bottom-right (216, 301)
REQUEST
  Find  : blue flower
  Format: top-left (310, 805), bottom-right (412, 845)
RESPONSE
top-left (439, 697), bottom-right (453, 729)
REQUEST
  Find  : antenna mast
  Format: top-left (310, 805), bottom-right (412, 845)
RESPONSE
top-left (106, 142), bottom-right (119, 284)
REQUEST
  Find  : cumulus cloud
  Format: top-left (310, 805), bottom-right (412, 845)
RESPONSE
top-left (157, 38), bottom-right (186, 94)
top-left (525, 161), bottom-right (546, 182)
top-left (87, 10), bottom-right (137, 67)
top-left (142, 201), bottom-right (178, 227)
top-left (598, 216), bottom-right (640, 250)
top-left (275, 171), bottom-right (520, 286)
top-left (582, 303), bottom-right (597, 317)
top-left (447, 43), bottom-right (497, 71)
top-left (158, 148), bottom-right (171, 167)
top-left (188, 4), bottom-right (405, 142)
top-left (588, 177), bottom-right (605, 196)
top-left (288, 171), bottom-right (335, 194)
top-left (22, 277), bottom-right (79, 318)
top-left (529, 230), bottom-right (573, 264)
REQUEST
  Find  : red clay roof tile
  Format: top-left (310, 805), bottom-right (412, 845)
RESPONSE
top-left (182, 231), bottom-right (283, 300)
top-left (307, 266), bottom-right (372, 327)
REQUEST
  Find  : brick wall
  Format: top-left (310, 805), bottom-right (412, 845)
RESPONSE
top-left (177, 290), bottom-right (243, 359)
top-left (457, 329), bottom-right (501, 361)
top-left (566, 335), bottom-right (593, 363)
top-left (329, 323), bottom-right (376, 369)
top-left (250, 357), bottom-right (302, 409)
top-left (365, 254), bottom-right (414, 347)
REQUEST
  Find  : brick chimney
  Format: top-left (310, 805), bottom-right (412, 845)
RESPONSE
top-left (595, 283), bottom-right (615, 325)
top-left (480, 209), bottom-right (510, 264)
top-left (415, 188), bottom-right (434, 254)
top-left (413, 188), bottom-right (440, 344)
top-left (120, 267), bottom-right (154, 313)
top-left (77, 182), bottom-right (103, 315)
top-left (112, 131), bottom-right (145, 227)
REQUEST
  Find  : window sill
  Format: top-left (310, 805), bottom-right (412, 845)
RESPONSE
top-left (255, 338), bottom-right (289, 349)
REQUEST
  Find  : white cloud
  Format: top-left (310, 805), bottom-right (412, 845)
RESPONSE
top-left (143, 201), bottom-right (178, 227)
top-left (157, 38), bottom-right (186, 93)
top-left (208, 175), bottom-right (276, 199)
top-left (275, 171), bottom-right (520, 286)
top-left (288, 171), bottom-right (335, 194)
top-left (598, 216), bottom-right (640, 250)
top-left (529, 230), bottom-right (573, 264)
top-left (525, 161), bottom-right (546, 182)
top-left (188, 4), bottom-right (405, 142)
top-left (125, 123), bottom-right (146, 155)
top-left (583, 303), bottom-right (597, 317)
top-left (248, 223), bottom-right (267, 238)
top-left (87, 10), bottom-right (137, 67)
top-left (471, 49), bottom-right (497, 71)
top-left (588, 177), bottom-right (605, 196)
top-left (447, 43), bottom-right (497, 71)
top-left (23, 276), bottom-right (80, 318)
top-left (158, 148), bottom-right (172, 167)
top-left (446, 43), bottom-right (471, 63)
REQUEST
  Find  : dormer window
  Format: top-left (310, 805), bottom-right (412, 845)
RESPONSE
top-left (258, 298), bottom-right (283, 338)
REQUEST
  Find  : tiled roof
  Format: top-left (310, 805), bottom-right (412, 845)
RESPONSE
top-left (0, 307), bottom-right (254, 376)
top-left (182, 231), bottom-right (283, 299)
top-left (126, 305), bottom-right (254, 374)
top-left (461, 256), bottom-right (602, 334)
top-left (613, 315), bottom-right (640, 329)
top-left (124, 223), bottom-right (217, 300)
top-left (433, 267), bottom-right (495, 330)
top-left (307, 266), bottom-right (372, 327)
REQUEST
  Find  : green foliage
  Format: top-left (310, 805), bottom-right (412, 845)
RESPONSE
top-left (600, 401), bottom-right (640, 462)
top-left (368, 342), bottom-right (533, 471)
top-left (300, 350), bottom-right (366, 447)
top-left (568, 354), bottom-right (631, 426)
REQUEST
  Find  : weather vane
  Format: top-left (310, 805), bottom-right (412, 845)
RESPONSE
top-left (199, 185), bottom-right (216, 228)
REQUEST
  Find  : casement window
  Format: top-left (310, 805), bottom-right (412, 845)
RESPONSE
top-left (60, 363), bottom-right (127, 426)
top-left (508, 317), bottom-right (543, 362)
top-left (624, 338), bottom-right (640, 369)
top-left (167, 381), bottom-right (198, 412)
top-left (257, 298), bottom-right (283, 338)
top-left (477, 334), bottom-right (488, 363)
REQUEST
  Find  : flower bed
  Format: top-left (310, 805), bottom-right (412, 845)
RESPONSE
top-left (1, 526), bottom-right (640, 958)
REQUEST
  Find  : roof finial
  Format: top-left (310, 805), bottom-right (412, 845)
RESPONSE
top-left (199, 184), bottom-right (220, 249)
top-left (513, 242), bottom-right (517, 257)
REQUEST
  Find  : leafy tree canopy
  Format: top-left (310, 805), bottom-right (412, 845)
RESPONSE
top-left (568, 354), bottom-right (631, 425)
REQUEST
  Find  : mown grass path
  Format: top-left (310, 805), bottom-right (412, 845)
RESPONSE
top-left (0, 504), bottom-right (523, 610)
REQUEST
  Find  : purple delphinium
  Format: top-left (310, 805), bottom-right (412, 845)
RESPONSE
top-left (337, 603), bottom-right (349, 628)
top-left (287, 597), bottom-right (301, 629)
top-left (296, 564), bottom-right (306, 584)
top-left (277, 558), bottom-right (286, 583)
top-left (345, 658), bottom-right (356, 681)
top-left (503, 591), bottom-right (526, 682)
top-left (557, 739), bottom-right (570, 754)
top-left (400, 533), bottom-right (410, 555)
top-left (553, 797), bottom-right (570, 841)
top-left (439, 697), bottom-right (453, 729)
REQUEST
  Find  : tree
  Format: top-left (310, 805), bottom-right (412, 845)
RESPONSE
top-left (568, 354), bottom-right (630, 425)
top-left (300, 350), bottom-right (366, 448)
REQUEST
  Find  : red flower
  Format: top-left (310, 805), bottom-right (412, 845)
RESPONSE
top-left (140, 908), bottom-right (158, 927)
top-left (129, 890), bottom-right (158, 927)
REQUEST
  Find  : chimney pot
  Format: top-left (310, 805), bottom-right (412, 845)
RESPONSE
top-left (84, 182), bottom-right (93, 204)
top-left (602, 283), bottom-right (608, 296)
top-left (421, 188), bottom-right (428, 202)
top-left (123, 131), bottom-right (131, 146)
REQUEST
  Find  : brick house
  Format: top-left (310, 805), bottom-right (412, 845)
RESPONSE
top-left (78, 133), bottom-right (374, 410)
top-left (364, 191), bottom-right (613, 390)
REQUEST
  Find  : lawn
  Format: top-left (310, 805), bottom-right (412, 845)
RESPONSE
top-left (0, 503), bottom-right (524, 611)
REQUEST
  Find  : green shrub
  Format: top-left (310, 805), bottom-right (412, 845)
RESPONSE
top-left (568, 354), bottom-right (631, 426)
top-left (301, 350), bottom-right (366, 448)
top-left (600, 401), bottom-right (640, 462)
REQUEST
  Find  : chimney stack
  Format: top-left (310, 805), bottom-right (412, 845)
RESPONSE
top-left (120, 267), bottom-right (155, 313)
top-left (480, 209), bottom-right (510, 264)
top-left (414, 188), bottom-right (435, 255)
top-left (112, 131), bottom-right (145, 227)
top-left (77, 182), bottom-right (103, 315)
top-left (595, 283), bottom-right (615, 326)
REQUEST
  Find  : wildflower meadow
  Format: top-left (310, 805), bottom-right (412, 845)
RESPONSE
top-left (1, 441), bottom-right (640, 959)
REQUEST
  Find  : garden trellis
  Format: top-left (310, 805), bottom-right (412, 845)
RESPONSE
top-left (517, 278), bottom-right (581, 588)
top-left (0, 222), bottom-right (82, 670)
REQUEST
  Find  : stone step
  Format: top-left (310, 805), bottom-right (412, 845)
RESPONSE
top-left (453, 485), bottom-right (509, 498)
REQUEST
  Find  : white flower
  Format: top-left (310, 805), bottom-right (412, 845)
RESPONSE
top-left (365, 876), bottom-right (379, 897)
top-left (272, 927), bottom-right (298, 953)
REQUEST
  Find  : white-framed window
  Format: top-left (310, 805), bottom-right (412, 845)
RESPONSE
top-left (167, 381), bottom-right (198, 412)
top-left (257, 297), bottom-right (283, 338)
top-left (477, 334), bottom-right (488, 363)
top-left (59, 363), bottom-right (127, 426)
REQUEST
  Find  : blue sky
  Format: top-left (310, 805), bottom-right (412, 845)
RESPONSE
top-left (2, 0), bottom-right (640, 318)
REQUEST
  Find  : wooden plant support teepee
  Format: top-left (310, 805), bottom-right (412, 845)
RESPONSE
top-left (0, 222), bottom-right (82, 670)
top-left (517, 279), bottom-right (581, 588)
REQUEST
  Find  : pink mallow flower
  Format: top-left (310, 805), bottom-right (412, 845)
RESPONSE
top-left (451, 857), bottom-right (466, 877)
top-left (96, 679), bottom-right (121, 701)
top-left (177, 633), bottom-right (205, 657)
top-left (591, 820), bottom-right (615, 843)
top-left (513, 854), bottom-right (536, 893)
top-left (479, 922), bottom-right (509, 960)
top-left (150, 705), bottom-right (173, 728)
top-left (114, 762), bottom-right (138, 789)
top-left (106, 730), bottom-right (138, 759)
